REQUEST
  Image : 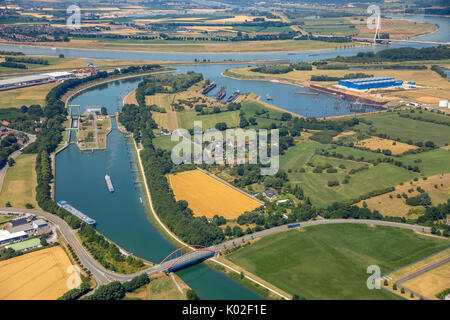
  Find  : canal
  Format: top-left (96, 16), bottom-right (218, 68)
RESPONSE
top-left (55, 77), bottom-right (264, 300)
top-left (25, 14), bottom-right (450, 299)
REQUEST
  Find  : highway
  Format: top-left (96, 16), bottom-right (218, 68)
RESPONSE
top-left (0, 207), bottom-right (435, 287)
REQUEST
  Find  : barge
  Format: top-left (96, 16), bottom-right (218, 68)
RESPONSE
top-left (215, 86), bottom-right (226, 100)
top-left (57, 201), bottom-right (96, 225)
top-left (105, 174), bottom-right (115, 193)
top-left (202, 82), bottom-right (217, 94)
top-left (226, 90), bottom-right (240, 103)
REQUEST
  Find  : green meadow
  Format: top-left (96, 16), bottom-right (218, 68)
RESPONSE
top-left (228, 224), bottom-right (449, 300)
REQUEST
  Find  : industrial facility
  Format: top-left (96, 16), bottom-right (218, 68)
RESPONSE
top-left (338, 77), bottom-right (406, 90)
top-left (0, 71), bottom-right (73, 91)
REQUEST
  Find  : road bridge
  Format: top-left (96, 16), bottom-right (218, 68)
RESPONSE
top-left (353, 38), bottom-right (449, 46)
top-left (0, 208), bottom-right (437, 287)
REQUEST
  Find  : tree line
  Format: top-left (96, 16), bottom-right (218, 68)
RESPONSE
top-left (331, 46), bottom-right (450, 63)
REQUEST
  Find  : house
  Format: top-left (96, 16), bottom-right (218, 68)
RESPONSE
top-left (263, 189), bottom-right (277, 200)
top-left (1, 120), bottom-right (10, 127)
top-left (35, 225), bottom-right (51, 236)
top-left (160, 129), bottom-right (171, 136)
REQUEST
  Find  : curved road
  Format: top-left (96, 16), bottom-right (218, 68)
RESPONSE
top-left (0, 207), bottom-right (435, 287)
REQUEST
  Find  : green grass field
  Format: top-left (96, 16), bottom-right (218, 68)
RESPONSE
top-left (403, 110), bottom-right (450, 126)
top-left (355, 112), bottom-right (450, 147)
top-left (0, 82), bottom-right (58, 109)
top-left (398, 149), bottom-right (450, 176)
top-left (240, 99), bottom-right (284, 129)
top-left (228, 224), bottom-right (449, 300)
top-left (0, 154), bottom-right (38, 209)
top-left (152, 135), bottom-right (179, 151)
top-left (280, 141), bottom-right (418, 206)
top-left (323, 144), bottom-right (388, 162)
top-left (177, 110), bottom-right (240, 130)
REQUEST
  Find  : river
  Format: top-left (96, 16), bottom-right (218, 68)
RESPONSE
top-left (22, 14), bottom-right (450, 299)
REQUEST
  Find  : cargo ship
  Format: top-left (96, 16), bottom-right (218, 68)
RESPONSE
top-left (202, 82), bottom-right (216, 94)
top-left (226, 90), bottom-right (240, 103)
top-left (57, 201), bottom-right (96, 225)
top-left (215, 86), bottom-right (226, 100)
top-left (105, 174), bottom-right (115, 193)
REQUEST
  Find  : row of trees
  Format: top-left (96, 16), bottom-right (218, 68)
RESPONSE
top-left (332, 46), bottom-right (450, 63)
top-left (81, 274), bottom-right (149, 300)
top-left (251, 62), bottom-right (313, 75)
top-left (5, 56), bottom-right (49, 65)
top-left (310, 72), bottom-right (373, 81)
top-left (135, 72), bottom-right (203, 107)
top-left (0, 61), bottom-right (27, 69)
top-left (78, 223), bottom-right (145, 273)
top-left (0, 134), bottom-right (19, 170)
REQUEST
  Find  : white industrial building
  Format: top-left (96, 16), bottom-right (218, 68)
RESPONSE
top-left (0, 74), bottom-right (52, 90)
top-left (0, 71), bottom-right (73, 91)
top-left (0, 230), bottom-right (28, 245)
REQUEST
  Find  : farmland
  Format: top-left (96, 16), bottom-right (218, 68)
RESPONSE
top-left (167, 169), bottom-right (262, 219)
top-left (227, 223), bottom-right (449, 300)
top-left (402, 263), bottom-right (450, 300)
top-left (0, 82), bottom-right (58, 109)
top-left (355, 112), bottom-right (450, 147)
top-left (177, 110), bottom-right (240, 131)
top-left (0, 246), bottom-right (73, 300)
top-left (279, 141), bottom-right (418, 207)
top-left (355, 137), bottom-right (418, 155)
top-left (0, 55), bottom-right (152, 76)
top-left (398, 149), bottom-right (450, 177)
top-left (357, 174), bottom-right (450, 217)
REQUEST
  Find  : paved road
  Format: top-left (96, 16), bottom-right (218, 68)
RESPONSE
top-left (0, 207), bottom-right (435, 286)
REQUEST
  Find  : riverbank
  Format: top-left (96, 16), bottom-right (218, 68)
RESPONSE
top-left (0, 39), bottom-right (364, 54)
top-left (122, 118), bottom-right (288, 299)
top-left (223, 62), bottom-right (450, 111)
top-left (62, 69), bottom-right (176, 109)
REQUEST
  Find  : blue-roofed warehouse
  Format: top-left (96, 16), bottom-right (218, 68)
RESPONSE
top-left (338, 77), bottom-right (403, 90)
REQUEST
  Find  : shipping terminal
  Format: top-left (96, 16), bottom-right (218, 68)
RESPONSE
top-left (57, 201), bottom-right (96, 225)
top-left (105, 174), bottom-right (115, 193)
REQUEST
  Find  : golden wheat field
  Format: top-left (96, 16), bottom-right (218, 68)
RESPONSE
top-left (167, 170), bottom-right (262, 219)
top-left (402, 262), bottom-right (450, 299)
top-left (0, 246), bottom-right (73, 300)
top-left (355, 136), bottom-right (418, 155)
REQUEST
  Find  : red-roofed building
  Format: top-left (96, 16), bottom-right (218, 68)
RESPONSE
top-left (1, 120), bottom-right (10, 126)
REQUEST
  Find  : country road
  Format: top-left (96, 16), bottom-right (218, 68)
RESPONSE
top-left (0, 207), bottom-right (436, 288)
top-left (395, 256), bottom-right (450, 300)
